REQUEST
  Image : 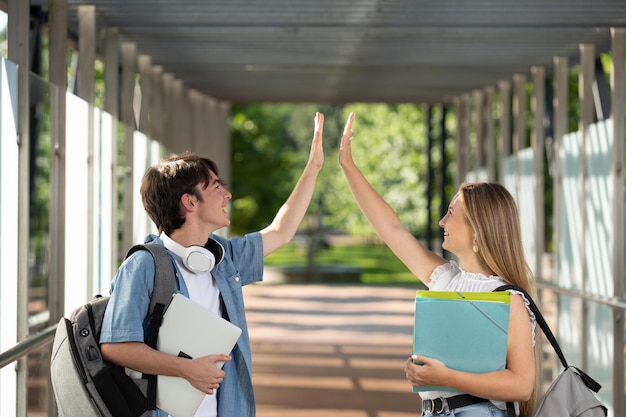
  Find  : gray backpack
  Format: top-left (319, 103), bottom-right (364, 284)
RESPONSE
top-left (496, 285), bottom-right (607, 417)
top-left (50, 244), bottom-right (176, 417)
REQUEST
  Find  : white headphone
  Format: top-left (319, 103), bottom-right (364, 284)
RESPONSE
top-left (160, 232), bottom-right (224, 274)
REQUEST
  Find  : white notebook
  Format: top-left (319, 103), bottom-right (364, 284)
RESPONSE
top-left (156, 293), bottom-right (242, 417)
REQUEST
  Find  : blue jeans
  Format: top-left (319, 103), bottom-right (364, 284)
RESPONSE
top-left (422, 401), bottom-right (508, 417)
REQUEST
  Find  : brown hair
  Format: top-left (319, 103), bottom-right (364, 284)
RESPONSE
top-left (140, 152), bottom-right (220, 235)
top-left (460, 182), bottom-right (537, 416)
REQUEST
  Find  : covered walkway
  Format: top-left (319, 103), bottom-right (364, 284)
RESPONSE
top-left (246, 283), bottom-right (420, 417)
top-left (0, 2), bottom-right (625, 416)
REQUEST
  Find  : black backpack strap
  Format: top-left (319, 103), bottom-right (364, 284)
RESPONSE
top-left (494, 284), bottom-right (569, 369)
top-left (125, 243), bottom-right (177, 410)
top-left (494, 285), bottom-right (602, 396)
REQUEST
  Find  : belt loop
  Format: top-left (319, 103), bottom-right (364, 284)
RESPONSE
top-left (437, 398), bottom-right (447, 414)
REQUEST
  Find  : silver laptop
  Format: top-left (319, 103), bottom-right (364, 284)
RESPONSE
top-left (156, 293), bottom-right (242, 417)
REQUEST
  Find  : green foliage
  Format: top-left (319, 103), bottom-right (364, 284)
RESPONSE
top-left (324, 104), bottom-right (429, 237)
top-left (264, 242), bottom-right (421, 285)
top-left (229, 103), bottom-right (430, 238)
top-left (229, 103), bottom-right (345, 235)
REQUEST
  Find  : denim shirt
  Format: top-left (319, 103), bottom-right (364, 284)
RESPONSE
top-left (100, 232), bottom-right (264, 417)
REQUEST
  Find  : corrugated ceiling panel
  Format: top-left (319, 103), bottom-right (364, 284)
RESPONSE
top-left (28, 0), bottom-right (626, 103)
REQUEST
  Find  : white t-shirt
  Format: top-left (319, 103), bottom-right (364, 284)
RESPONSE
top-left (171, 255), bottom-right (221, 417)
top-left (420, 260), bottom-right (536, 414)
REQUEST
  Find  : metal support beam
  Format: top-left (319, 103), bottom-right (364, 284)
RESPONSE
top-left (593, 56), bottom-right (611, 121)
top-left (439, 104), bottom-right (449, 259)
top-left (484, 86), bottom-right (495, 181)
top-left (47, 0), bottom-right (67, 325)
top-left (121, 42), bottom-right (137, 250)
top-left (552, 56), bottom-right (569, 286)
top-left (610, 27), bottom-right (626, 417)
top-left (77, 5), bottom-right (96, 299)
top-left (531, 66), bottom-right (546, 281)
top-left (425, 105), bottom-right (434, 250)
top-left (47, 1), bottom-right (68, 414)
top-left (579, 43), bottom-right (595, 370)
top-left (456, 94), bottom-right (470, 186)
top-left (473, 90), bottom-right (484, 173)
top-left (151, 66), bottom-right (165, 146)
top-left (103, 27), bottom-right (120, 266)
top-left (7, 1), bottom-right (30, 415)
top-left (513, 74), bottom-right (527, 196)
top-left (498, 81), bottom-right (511, 183)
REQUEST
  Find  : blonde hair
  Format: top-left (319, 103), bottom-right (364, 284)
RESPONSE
top-left (459, 182), bottom-right (537, 417)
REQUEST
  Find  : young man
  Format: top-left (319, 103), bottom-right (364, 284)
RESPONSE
top-left (100, 112), bottom-right (326, 417)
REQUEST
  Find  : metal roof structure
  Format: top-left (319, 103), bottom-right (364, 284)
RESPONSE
top-left (30, 1), bottom-right (626, 104)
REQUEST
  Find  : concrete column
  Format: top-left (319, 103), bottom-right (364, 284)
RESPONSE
top-left (531, 66), bottom-right (546, 281)
top-left (610, 27), bottom-right (626, 417)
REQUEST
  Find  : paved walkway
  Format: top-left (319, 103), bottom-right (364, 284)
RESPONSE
top-left (243, 283), bottom-right (423, 417)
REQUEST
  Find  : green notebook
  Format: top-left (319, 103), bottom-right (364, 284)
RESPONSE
top-left (412, 290), bottom-right (511, 393)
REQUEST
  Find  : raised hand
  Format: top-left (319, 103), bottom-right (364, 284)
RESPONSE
top-left (307, 112), bottom-right (325, 171)
top-left (338, 112), bottom-right (355, 168)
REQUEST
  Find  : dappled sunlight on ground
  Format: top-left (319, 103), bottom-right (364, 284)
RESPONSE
top-left (245, 283), bottom-right (421, 417)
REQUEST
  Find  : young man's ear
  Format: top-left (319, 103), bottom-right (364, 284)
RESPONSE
top-left (181, 193), bottom-right (196, 211)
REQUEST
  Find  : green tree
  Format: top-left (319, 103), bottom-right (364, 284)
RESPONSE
top-left (323, 104), bottom-right (429, 237)
top-left (229, 103), bottom-right (344, 236)
top-left (229, 103), bottom-right (429, 240)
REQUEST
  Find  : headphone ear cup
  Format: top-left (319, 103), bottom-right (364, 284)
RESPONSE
top-left (204, 238), bottom-right (225, 266)
top-left (160, 232), bottom-right (219, 273)
top-left (185, 247), bottom-right (215, 273)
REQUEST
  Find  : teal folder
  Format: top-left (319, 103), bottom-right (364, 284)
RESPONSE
top-left (412, 290), bottom-right (511, 393)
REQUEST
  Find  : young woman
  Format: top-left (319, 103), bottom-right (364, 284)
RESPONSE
top-left (338, 112), bottom-right (537, 417)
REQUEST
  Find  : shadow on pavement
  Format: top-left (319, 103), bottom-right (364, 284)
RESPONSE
top-left (245, 283), bottom-right (423, 417)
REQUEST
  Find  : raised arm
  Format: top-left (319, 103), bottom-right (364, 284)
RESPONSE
top-left (260, 112), bottom-right (325, 255)
top-left (337, 112), bottom-right (445, 285)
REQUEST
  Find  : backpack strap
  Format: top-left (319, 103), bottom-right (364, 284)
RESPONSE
top-left (125, 243), bottom-right (177, 411)
top-left (494, 284), bottom-right (602, 417)
top-left (494, 284), bottom-right (569, 369)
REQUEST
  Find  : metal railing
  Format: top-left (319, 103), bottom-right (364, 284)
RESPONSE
top-left (0, 324), bottom-right (57, 369)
